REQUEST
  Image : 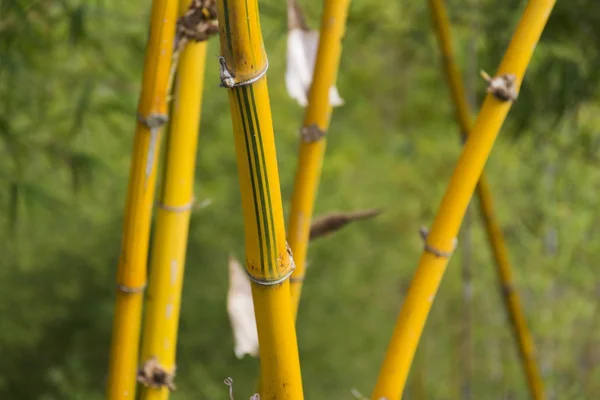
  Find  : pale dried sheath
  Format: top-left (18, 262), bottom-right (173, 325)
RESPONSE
top-left (227, 254), bottom-right (259, 359)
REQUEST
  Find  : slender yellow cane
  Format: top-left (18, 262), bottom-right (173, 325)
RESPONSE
top-left (254, 1), bottom-right (350, 393)
top-left (215, 0), bottom-right (304, 398)
top-left (429, 1), bottom-right (546, 398)
top-left (287, 0), bottom-right (351, 318)
top-left (106, 0), bottom-right (178, 398)
top-left (137, 1), bottom-right (210, 399)
top-left (372, 1), bottom-right (556, 398)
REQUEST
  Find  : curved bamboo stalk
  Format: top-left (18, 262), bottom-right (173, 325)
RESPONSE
top-left (214, 0), bottom-right (304, 397)
top-left (136, 1), bottom-right (211, 399)
top-left (287, 0), bottom-right (351, 318)
top-left (371, 1), bottom-right (556, 398)
top-left (106, 0), bottom-right (179, 398)
top-left (429, 1), bottom-right (546, 398)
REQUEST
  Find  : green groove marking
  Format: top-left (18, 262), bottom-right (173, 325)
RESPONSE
top-left (221, 0), bottom-right (233, 57)
top-left (249, 86), bottom-right (277, 275)
top-left (234, 88), bottom-right (265, 276)
top-left (243, 0), bottom-right (256, 67)
top-left (242, 86), bottom-right (275, 279)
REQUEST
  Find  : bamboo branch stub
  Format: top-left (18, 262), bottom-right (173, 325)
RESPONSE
top-left (309, 208), bottom-right (382, 241)
top-left (480, 70), bottom-right (518, 102)
top-left (137, 356), bottom-right (177, 392)
top-left (300, 123), bottom-right (326, 143)
top-left (176, 0), bottom-right (219, 43)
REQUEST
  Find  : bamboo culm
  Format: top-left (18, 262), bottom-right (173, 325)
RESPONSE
top-left (215, 0), bottom-right (304, 397)
top-left (429, 0), bottom-right (546, 398)
top-left (106, 1), bottom-right (179, 399)
top-left (372, 1), bottom-right (557, 398)
top-left (137, 1), bottom-right (212, 399)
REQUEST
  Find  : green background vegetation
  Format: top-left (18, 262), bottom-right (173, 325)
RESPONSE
top-left (2, 0), bottom-right (600, 398)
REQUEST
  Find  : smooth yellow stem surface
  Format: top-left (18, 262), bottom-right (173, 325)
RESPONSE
top-left (138, 2), bottom-right (208, 399)
top-left (216, 0), bottom-right (304, 398)
top-left (106, 1), bottom-right (178, 399)
top-left (287, 0), bottom-right (350, 318)
top-left (429, 1), bottom-right (546, 398)
top-left (372, 1), bottom-right (556, 398)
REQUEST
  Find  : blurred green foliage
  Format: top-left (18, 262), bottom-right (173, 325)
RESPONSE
top-left (1, 0), bottom-right (600, 398)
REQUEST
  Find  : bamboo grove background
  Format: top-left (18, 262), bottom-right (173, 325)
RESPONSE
top-left (2, 0), bottom-right (600, 398)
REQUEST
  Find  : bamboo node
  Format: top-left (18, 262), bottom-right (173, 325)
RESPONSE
top-left (116, 283), bottom-right (146, 293)
top-left (137, 356), bottom-right (176, 391)
top-left (137, 112), bottom-right (168, 182)
top-left (176, 0), bottom-right (219, 43)
top-left (156, 197), bottom-right (195, 213)
top-left (137, 112), bottom-right (168, 130)
top-left (419, 226), bottom-right (457, 258)
top-left (300, 123), bottom-right (325, 143)
top-left (502, 283), bottom-right (514, 296)
top-left (218, 56), bottom-right (269, 88)
top-left (244, 241), bottom-right (296, 286)
top-left (480, 70), bottom-right (518, 102)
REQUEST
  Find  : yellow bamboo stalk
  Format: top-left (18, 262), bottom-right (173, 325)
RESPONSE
top-left (371, 1), bottom-right (556, 398)
top-left (287, 0), bottom-right (350, 318)
top-left (215, 0), bottom-right (304, 398)
top-left (429, 1), bottom-right (546, 398)
top-left (136, 1), bottom-right (209, 399)
top-left (106, 0), bottom-right (179, 398)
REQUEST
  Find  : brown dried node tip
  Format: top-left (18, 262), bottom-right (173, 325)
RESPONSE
top-left (137, 356), bottom-right (177, 391)
top-left (480, 70), bottom-right (518, 102)
top-left (309, 208), bottom-right (382, 241)
top-left (176, 0), bottom-right (219, 43)
top-left (300, 123), bottom-right (325, 143)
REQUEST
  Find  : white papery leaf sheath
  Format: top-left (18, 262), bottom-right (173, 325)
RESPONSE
top-left (285, 28), bottom-right (344, 108)
top-left (226, 254), bottom-right (259, 359)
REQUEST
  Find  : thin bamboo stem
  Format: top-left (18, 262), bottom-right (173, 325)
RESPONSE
top-left (137, 0), bottom-right (209, 398)
top-left (372, 1), bottom-right (556, 398)
top-left (478, 178), bottom-right (546, 400)
top-left (106, 0), bottom-right (179, 398)
top-left (287, 0), bottom-right (351, 319)
top-left (214, 0), bottom-right (304, 397)
top-left (429, 1), bottom-right (546, 398)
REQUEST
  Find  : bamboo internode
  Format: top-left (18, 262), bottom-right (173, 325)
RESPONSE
top-left (215, 0), bottom-right (304, 397)
top-left (106, 0), bottom-right (179, 399)
top-left (372, 1), bottom-right (557, 398)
